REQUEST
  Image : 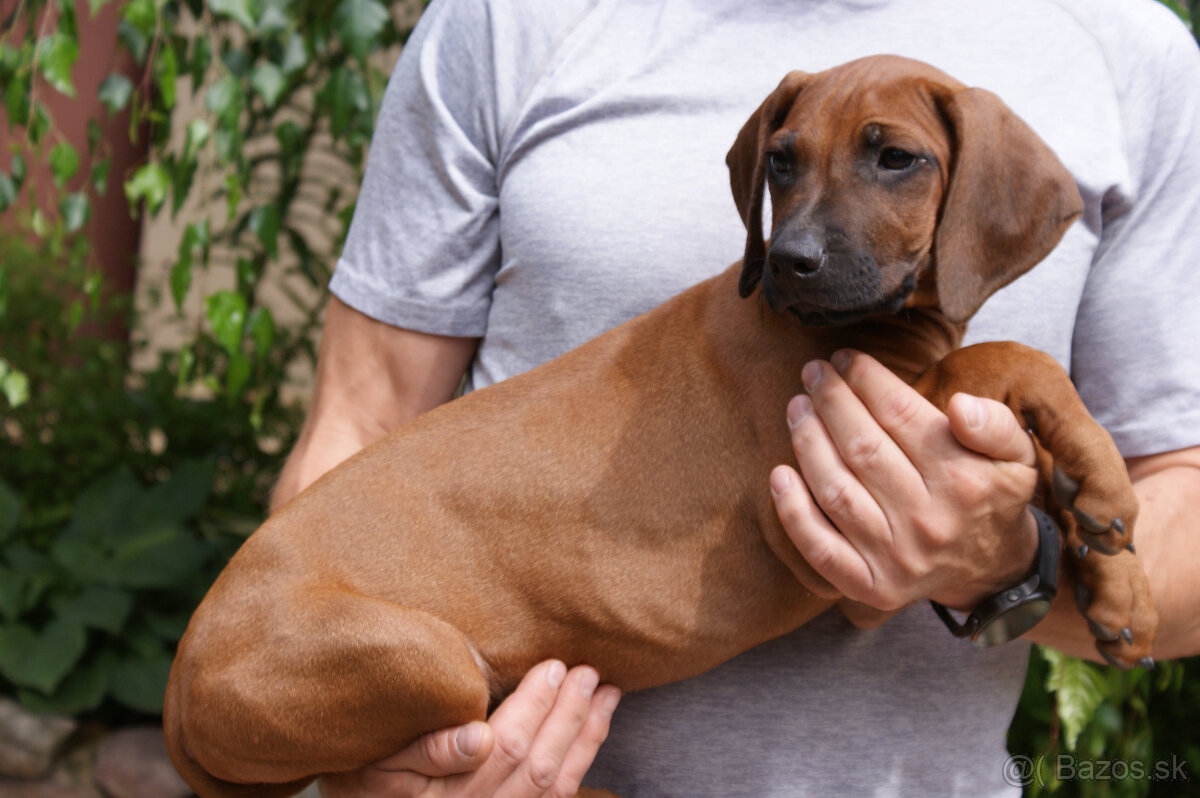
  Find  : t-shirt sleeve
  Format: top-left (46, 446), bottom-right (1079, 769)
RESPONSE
top-left (1071, 13), bottom-right (1200, 457)
top-left (330, 0), bottom-right (506, 337)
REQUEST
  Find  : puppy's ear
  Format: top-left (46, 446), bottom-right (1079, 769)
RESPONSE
top-left (931, 87), bottom-right (1083, 322)
top-left (727, 71), bottom-right (808, 298)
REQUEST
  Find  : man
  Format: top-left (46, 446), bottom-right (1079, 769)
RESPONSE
top-left (272, 0), bottom-right (1200, 795)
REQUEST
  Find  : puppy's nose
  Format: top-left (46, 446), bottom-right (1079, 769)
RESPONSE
top-left (769, 231), bottom-right (826, 277)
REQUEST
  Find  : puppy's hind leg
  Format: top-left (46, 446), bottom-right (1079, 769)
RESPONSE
top-left (165, 586), bottom-right (491, 797)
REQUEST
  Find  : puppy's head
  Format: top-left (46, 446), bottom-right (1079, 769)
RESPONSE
top-left (726, 55), bottom-right (1083, 325)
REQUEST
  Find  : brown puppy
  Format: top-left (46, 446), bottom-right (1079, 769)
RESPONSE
top-left (164, 55), bottom-right (1156, 798)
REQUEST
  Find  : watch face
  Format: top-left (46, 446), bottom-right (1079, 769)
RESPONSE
top-left (975, 598), bottom-right (1054, 647)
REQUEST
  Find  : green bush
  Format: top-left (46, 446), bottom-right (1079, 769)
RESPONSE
top-left (0, 234), bottom-right (296, 716)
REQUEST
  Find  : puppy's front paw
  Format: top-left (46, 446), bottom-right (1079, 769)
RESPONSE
top-left (1051, 466), bottom-right (1134, 556)
top-left (1070, 548), bottom-right (1157, 669)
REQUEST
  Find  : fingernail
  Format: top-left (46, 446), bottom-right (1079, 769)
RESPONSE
top-left (455, 722), bottom-right (485, 758)
top-left (801, 360), bottom-right (824, 391)
top-left (579, 668), bottom-right (599, 697)
top-left (770, 466), bottom-right (792, 498)
top-left (786, 394), bottom-right (812, 430)
top-left (961, 394), bottom-right (986, 430)
top-left (546, 660), bottom-right (566, 689)
top-left (601, 688), bottom-right (621, 716)
top-left (831, 350), bottom-right (851, 373)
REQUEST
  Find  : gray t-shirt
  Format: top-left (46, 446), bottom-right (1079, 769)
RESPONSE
top-left (331, 1), bottom-right (1200, 795)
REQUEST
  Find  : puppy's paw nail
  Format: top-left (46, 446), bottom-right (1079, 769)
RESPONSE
top-left (1099, 647), bottom-right (1134, 670)
top-left (1076, 544), bottom-right (1090, 560)
top-left (1125, 542), bottom-right (1136, 554)
top-left (1087, 617), bottom-right (1118, 642)
top-left (1052, 467), bottom-right (1080, 508)
top-left (1138, 656), bottom-right (1156, 670)
top-left (1079, 530), bottom-right (1120, 556)
top-left (1074, 581), bottom-right (1093, 612)
top-left (1120, 627), bottom-right (1133, 644)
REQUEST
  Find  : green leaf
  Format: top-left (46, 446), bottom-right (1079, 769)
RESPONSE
top-left (0, 173), bottom-right (15, 211)
top-left (142, 606), bottom-right (192, 641)
top-left (49, 142), bottom-right (80, 188)
top-left (206, 290), bottom-right (247, 355)
top-left (124, 162), bottom-right (171, 214)
top-left (50, 587), bottom-right (133, 634)
top-left (176, 344), bottom-right (195, 387)
top-left (226, 349), bottom-right (251, 397)
top-left (98, 74), bottom-right (134, 114)
top-left (188, 36), bottom-right (212, 86)
top-left (235, 256), bottom-right (259, 296)
top-left (109, 531), bottom-right (212, 589)
top-left (0, 480), bottom-right (17, 544)
top-left (333, 0), bottom-right (390, 62)
top-left (250, 62), bottom-right (285, 108)
top-left (246, 306), bottom-right (275, 359)
top-left (89, 0), bottom-right (116, 15)
top-left (319, 66), bottom-right (369, 140)
top-left (281, 32), bottom-right (308, 75)
top-left (224, 174), bottom-right (242, 218)
top-left (0, 619), bottom-right (88, 694)
top-left (122, 0), bottom-right (156, 37)
top-left (184, 118), bottom-right (210, 161)
top-left (141, 459), bottom-right (216, 526)
top-left (18, 658), bottom-right (107, 715)
top-left (256, 0), bottom-right (291, 34)
top-left (91, 157), bottom-right (111, 195)
top-left (0, 567), bottom-right (25, 621)
top-left (57, 0), bottom-right (78, 37)
top-left (153, 45), bottom-right (178, 110)
top-left (60, 192), bottom-right (90, 233)
top-left (108, 650), bottom-right (172, 713)
top-left (248, 204), bottom-right (281, 258)
top-left (0, 358), bottom-right (30, 407)
top-left (10, 153), bottom-right (26, 185)
top-left (208, 0), bottom-right (257, 29)
top-left (38, 34), bottom-right (79, 97)
top-left (1044, 648), bottom-right (1108, 750)
top-left (205, 74), bottom-right (243, 124)
top-left (117, 19), bottom-right (149, 64)
top-left (5, 545), bottom-right (57, 615)
top-left (169, 259), bottom-right (192, 312)
top-left (0, 479), bottom-right (17, 543)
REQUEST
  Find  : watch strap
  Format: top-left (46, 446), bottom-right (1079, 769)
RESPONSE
top-left (931, 505), bottom-right (1061, 646)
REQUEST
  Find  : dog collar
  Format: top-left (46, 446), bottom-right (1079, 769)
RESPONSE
top-left (930, 505), bottom-right (1060, 647)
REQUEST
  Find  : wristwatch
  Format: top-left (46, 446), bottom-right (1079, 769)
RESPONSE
top-left (931, 505), bottom-right (1061, 647)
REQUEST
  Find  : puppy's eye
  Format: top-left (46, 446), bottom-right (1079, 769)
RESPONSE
top-left (767, 151), bottom-right (791, 176)
top-left (878, 148), bottom-right (918, 171)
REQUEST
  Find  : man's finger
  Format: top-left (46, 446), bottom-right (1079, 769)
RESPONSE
top-left (465, 659), bottom-right (568, 794)
top-left (371, 720), bottom-right (493, 777)
top-left (552, 685), bottom-right (621, 798)
top-left (497, 666), bottom-right (600, 798)
top-left (802, 355), bottom-right (927, 502)
top-left (770, 464), bottom-right (870, 600)
top-left (946, 392), bottom-right (1038, 466)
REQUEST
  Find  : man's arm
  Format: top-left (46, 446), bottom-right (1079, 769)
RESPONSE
top-left (271, 295), bottom-right (478, 511)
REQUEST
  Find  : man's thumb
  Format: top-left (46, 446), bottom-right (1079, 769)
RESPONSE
top-left (373, 721), bottom-right (494, 777)
top-left (947, 393), bottom-right (1037, 466)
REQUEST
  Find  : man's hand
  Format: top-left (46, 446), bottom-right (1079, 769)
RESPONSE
top-left (319, 660), bottom-right (620, 798)
top-left (769, 350), bottom-right (1041, 620)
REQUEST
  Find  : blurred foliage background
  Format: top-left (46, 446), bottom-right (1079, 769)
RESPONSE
top-left (0, 0), bottom-right (1196, 794)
